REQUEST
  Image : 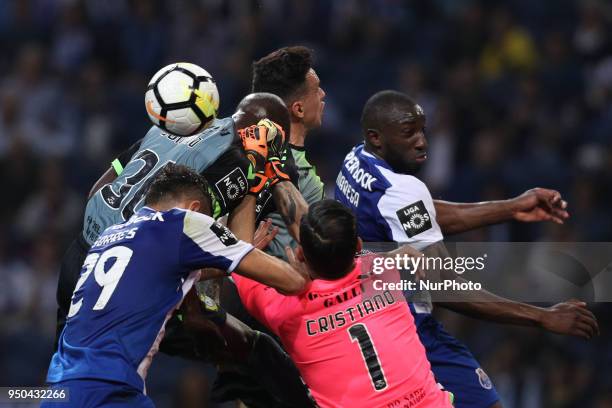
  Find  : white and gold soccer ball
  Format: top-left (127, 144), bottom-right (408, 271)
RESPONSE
top-left (145, 62), bottom-right (220, 136)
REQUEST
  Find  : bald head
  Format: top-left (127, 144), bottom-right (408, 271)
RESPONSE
top-left (361, 90), bottom-right (421, 134)
top-left (361, 90), bottom-right (428, 175)
top-left (233, 92), bottom-right (291, 135)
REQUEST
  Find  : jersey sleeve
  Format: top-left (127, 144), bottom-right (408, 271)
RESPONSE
top-left (179, 210), bottom-right (254, 272)
top-left (114, 138), bottom-right (144, 172)
top-left (375, 166), bottom-right (443, 250)
top-left (199, 136), bottom-right (250, 218)
top-left (283, 148), bottom-right (301, 187)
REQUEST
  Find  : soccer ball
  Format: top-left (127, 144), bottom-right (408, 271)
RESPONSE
top-left (145, 62), bottom-right (220, 136)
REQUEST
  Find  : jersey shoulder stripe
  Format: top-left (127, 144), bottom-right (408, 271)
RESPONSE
top-left (180, 209), bottom-right (253, 273)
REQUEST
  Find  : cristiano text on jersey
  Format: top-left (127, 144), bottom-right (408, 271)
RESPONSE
top-left (305, 290), bottom-right (396, 336)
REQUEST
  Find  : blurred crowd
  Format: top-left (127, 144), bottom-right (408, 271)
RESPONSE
top-left (0, 0), bottom-right (611, 407)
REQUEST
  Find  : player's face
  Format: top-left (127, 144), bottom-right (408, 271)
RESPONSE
top-left (379, 106), bottom-right (427, 175)
top-left (301, 69), bottom-right (326, 129)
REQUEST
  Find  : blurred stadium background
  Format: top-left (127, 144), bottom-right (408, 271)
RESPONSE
top-left (0, 0), bottom-right (611, 407)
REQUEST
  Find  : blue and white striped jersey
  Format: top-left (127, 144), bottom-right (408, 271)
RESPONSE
top-left (47, 207), bottom-right (253, 391)
top-left (335, 144), bottom-right (443, 249)
top-left (336, 144), bottom-right (502, 408)
top-left (335, 143), bottom-right (443, 316)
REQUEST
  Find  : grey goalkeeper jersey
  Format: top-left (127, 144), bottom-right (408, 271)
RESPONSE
top-left (265, 145), bottom-right (324, 260)
top-left (83, 117), bottom-right (251, 245)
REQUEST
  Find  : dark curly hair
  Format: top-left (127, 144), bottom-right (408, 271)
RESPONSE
top-left (144, 163), bottom-right (211, 208)
top-left (299, 200), bottom-right (358, 279)
top-left (251, 46), bottom-right (313, 102)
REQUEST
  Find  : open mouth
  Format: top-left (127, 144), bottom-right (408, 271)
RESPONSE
top-left (415, 153), bottom-right (428, 162)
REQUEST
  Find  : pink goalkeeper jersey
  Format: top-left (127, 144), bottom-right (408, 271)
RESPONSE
top-left (232, 255), bottom-right (452, 408)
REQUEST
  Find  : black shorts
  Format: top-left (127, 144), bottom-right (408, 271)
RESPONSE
top-left (55, 234), bottom-right (90, 348)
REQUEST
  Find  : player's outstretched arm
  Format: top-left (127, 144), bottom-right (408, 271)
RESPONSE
top-left (227, 195), bottom-right (257, 243)
top-left (439, 295), bottom-right (599, 340)
top-left (234, 247), bottom-right (308, 295)
top-left (272, 180), bottom-right (309, 242)
top-left (424, 242), bottom-right (599, 339)
top-left (434, 188), bottom-right (569, 235)
top-left (261, 121), bottom-right (309, 242)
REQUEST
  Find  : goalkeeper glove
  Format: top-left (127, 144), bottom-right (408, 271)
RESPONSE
top-left (259, 118), bottom-right (287, 159)
top-left (259, 118), bottom-right (291, 187)
top-left (239, 119), bottom-right (287, 195)
top-left (265, 145), bottom-right (291, 187)
top-left (239, 122), bottom-right (269, 195)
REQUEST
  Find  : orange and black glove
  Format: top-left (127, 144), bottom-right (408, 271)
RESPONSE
top-left (239, 119), bottom-right (285, 195)
top-left (265, 151), bottom-right (291, 187)
top-left (260, 118), bottom-right (287, 159)
top-left (259, 118), bottom-right (290, 187)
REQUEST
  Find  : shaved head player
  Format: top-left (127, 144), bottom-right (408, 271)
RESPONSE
top-left (335, 90), bottom-right (599, 408)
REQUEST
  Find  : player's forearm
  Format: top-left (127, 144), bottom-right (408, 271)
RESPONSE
top-left (425, 241), bottom-right (545, 327)
top-left (436, 260), bottom-right (546, 327)
top-left (228, 195), bottom-right (257, 243)
top-left (258, 259), bottom-right (306, 295)
top-left (433, 199), bottom-right (515, 235)
top-left (437, 293), bottom-right (545, 328)
top-left (234, 249), bottom-right (306, 295)
top-left (436, 260), bottom-right (543, 326)
top-left (272, 181), bottom-right (309, 242)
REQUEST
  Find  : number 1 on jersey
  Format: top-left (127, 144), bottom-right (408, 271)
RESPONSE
top-left (348, 323), bottom-right (388, 391)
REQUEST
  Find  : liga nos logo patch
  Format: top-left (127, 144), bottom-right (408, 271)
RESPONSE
top-left (475, 368), bottom-right (493, 390)
top-left (210, 221), bottom-right (238, 246)
top-left (396, 200), bottom-right (432, 238)
top-left (214, 167), bottom-right (248, 207)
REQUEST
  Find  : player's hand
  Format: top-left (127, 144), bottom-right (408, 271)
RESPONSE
top-left (265, 145), bottom-right (291, 187)
top-left (239, 122), bottom-right (270, 195)
top-left (239, 120), bottom-right (286, 195)
top-left (538, 299), bottom-right (599, 339)
top-left (257, 118), bottom-right (290, 187)
top-left (253, 218), bottom-right (279, 250)
top-left (239, 123), bottom-right (269, 172)
top-left (510, 188), bottom-right (569, 224)
top-left (265, 158), bottom-right (291, 187)
top-left (259, 118), bottom-right (287, 159)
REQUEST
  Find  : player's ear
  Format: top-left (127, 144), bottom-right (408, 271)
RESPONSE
top-left (290, 100), bottom-right (304, 120)
top-left (365, 129), bottom-right (382, 148)
top-left (187, 200), bottom-right (201, 213)
top-left (356, 237), bottom-right (363, 253)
